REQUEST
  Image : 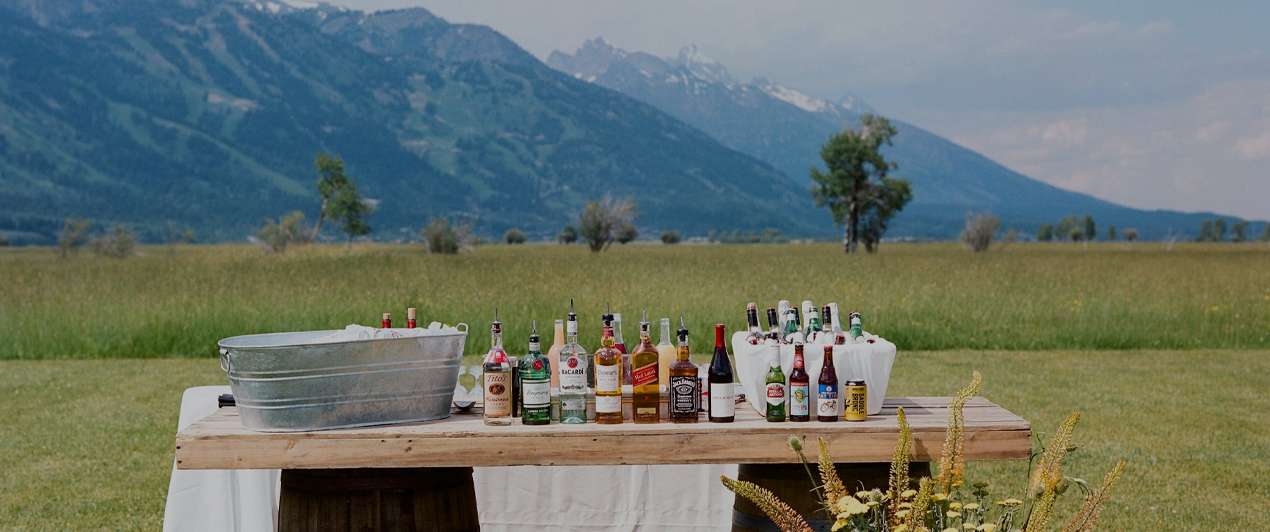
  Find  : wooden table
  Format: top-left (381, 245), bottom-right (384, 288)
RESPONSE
top-left (175, 397), bottom-right (1030, 530)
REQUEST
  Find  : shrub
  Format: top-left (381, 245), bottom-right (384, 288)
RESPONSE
top-left (256, 211), bottom-right (307, 253)
top-left (615, 223), bottom-right (638, 244)
top-left (1107, 225), bottom-right (1117, 241)
top-left (504, 228), bottom-right (527, 245)
top-left (579, 197), bottom-right (636, 252)
top-left (0, 233), bottom-right (8, 247)
top-left (1037, 224), bottom-right (1054, 242)
top-left (960, 213), bottom-right (1000, 252)
top-left (660, 230), bottom-right (681, 244)
top-left (421, 218), bottom-right (469, 254)
top-left (58, 218), bottom-right (92, 258)
top-left (91, 225), bottom-right (137, 258)
top-left (557, 225), bottom-right (578, 244)
top-left (1231, 221), bottom-right (1248, 242)
top-left (1122, 228), bottom-right (1139, 242)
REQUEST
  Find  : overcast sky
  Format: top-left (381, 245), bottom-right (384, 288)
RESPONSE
top-left (303, 0), bottom-right (1269, 220)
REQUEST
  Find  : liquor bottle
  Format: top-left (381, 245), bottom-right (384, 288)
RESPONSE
top-left (783, 307), bottom-right (803, 344)
top-left (777, 300), bottom-right (792, 329)
top-left (788, 344), bottom-right (810, 422)
top-left (745, 302), bottom-right (764, 344)
top-left (656, 318), bottom-right (675, 389)
top-left (804, 305), bottom-right (824, 343)
top-left (849, 312), bottom-right (864, 341)
top-left (669, 316), bottom-right (699, 423)
top-left (631, 310), bottom-right (660, 423)
top-left (764, 360), bottom-right (786, 422)
top-left (824, 304), bottom-right (845, 345)
top-left (547, 319), bottom-right (565, 389)
top-left (520, 320), bottom-right (551, 425)
top-left (613, 312), bottom-right (630, 385)
top-left (406, 307), bottom-right (417, 329)
top-left (593, 319), bottom-right (623, 424)
top-left (482, 311), bottom-right (512, 426)
top-left (558, 300), bottom-right (589, 424)
top-left (765, 307), bottom-right (781, 344)
top-left (381, 313), bottom-right (392, 329)
top-left (816, 345), bottom-right (839, 422)
top-left (800, 300), bottom-right (815, 331)
top-left (510, 352), bottom-right (521, 418)
top-left (708, 323), bottom-right (735, 423)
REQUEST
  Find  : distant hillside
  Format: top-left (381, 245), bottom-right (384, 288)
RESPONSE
top-left (0, 0), bottom-right (818, 244)
top-left (550, 38), bottom-right (1249, 239)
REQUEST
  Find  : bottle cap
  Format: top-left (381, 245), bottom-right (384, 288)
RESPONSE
top-left (407, 307), bottom-right (416, 320)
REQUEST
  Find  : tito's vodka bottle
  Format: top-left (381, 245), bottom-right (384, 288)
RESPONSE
top-left (631, 310), bottom-right (660, 423)
top-left (594, 320), bottom-right (623, 424)
top-left (520, 320), bottom-right (552, 425)
top-left (482, 312), bottom-right (513, 426)
top-left (669, 316), bottom-right (699, 423)
top-left (558, 301), bottom-right (589, 424)
top-left (708, 324), bottom-right (736, 423)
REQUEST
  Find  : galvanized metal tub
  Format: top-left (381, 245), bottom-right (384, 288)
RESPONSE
top-left (217, 326), bottom-right (467, 432)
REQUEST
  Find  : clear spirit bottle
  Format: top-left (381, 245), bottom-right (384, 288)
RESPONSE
top-left (520, 320), bottom-right (551, 425)
top-left (656, 318), bottom-right (675, 389)
top-left (482, 311), bottom-right (512, 426)
top-left (557, 301), bottom-right (589, 424)
top-left (631, 310), bottom-right (660, 423)
top-left (547, 319), bottom-right (565, 389)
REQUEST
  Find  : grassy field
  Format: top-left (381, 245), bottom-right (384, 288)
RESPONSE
top-left (1, 350), bottom-right (1266, 530)
top-left (1, 242), bottom-right (1267, 359)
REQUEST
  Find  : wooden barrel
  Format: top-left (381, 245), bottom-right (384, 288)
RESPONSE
top-left (278, 467), bottom-right (479, 532)
top-left (731, 462), bottom-right (931, 531)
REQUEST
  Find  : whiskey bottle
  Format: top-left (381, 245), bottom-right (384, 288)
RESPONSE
top-left (816, 345), bottom-right (839, 422)
top-left (745, 302), bottom-right (764, 344)
top-left (656, 317), bottom-right (675, 389)
top-left (631, 310), bottom-right (660, 423)
top-left (558, 300), bottom-right (589, 424)
top-left (594, 318), bottom-right (623, 424)
top-left (669, 316), bottom-right (699, 423)
top-left (520, 320), bottom-right (551, 425)
top-left (482, 311), bottom-right (513, 426)
top-left (788, 344), bottom-right (810, 422)
top-left (708, 323), bottom-right (735, 423)
top-left (406, 307), bottom-right (417, 329)
top-left (764, 360), bottom-right (786, 422)
top-left (547, 319), bottom-right (565, 389)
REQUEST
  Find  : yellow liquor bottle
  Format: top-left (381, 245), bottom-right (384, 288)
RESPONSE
top-left (593, 321), bottom-right (624, 424)
top-left (656, 318), bottom-right (675, 389)
top-left (631, 311), bottom-right (661, 423)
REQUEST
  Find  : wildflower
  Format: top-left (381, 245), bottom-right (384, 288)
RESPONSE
top-left (963, 503), bottom-right (979, 511)
top-left (963, 525), bottom-right (977, 530)
top-left (943, 528), bottom-right (959, 532)
top-left (787, 435), bottom-right (803, 452)
top-left (972, 481), bottom-right (989, 489)
top-left (979, 525), bottom-right (998, 532)
top-left (949, 502), bottom-right (962, 511)
top-left (889, 407), bottom-right (914, 520)
top-left (946, 511), bottom-right (961, 519)
top-left (901, 489), bottom-right (917, 499)
top-left (898, 502), bottom-right (913, 509)
top-left (720, 476), bottom-right (812, 532)
top-left (997, 498), bottom-right (1023, 507)
top-left (932, 492), bottom-right (948, 502)
top-left (1029, 412), bottom-right (1081, 498)
top-left (834, 495), bottom-right (870, 516)
top-left (936, 372), bottom-right (982, 494)
top-left (831, 518), bottom-right (849, 532)
top-left (818, 437), bottom-right (848, 506)
top-left (893, 525), bottom-right (909, 532)
top-left (866, 501), bottom-right (880, 507)
top-left (1063, 459), bottom-right (1127, 532)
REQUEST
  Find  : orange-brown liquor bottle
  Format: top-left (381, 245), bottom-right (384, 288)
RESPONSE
top-left (631, 310), bottom-right (660, 423)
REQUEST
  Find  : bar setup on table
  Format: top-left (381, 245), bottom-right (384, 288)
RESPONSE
top-left (182, 300), bottom-right (1032, 530)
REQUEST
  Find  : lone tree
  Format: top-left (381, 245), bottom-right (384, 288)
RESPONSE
top-left (578, 196), bottom-right (636, 252)
top-left (1083, 215), bottom-right (1096, 241)
top-left (810, 114), bottom-right (912, 253)
top-left (557, 225), bottom-right (578, 244)
top-left (311, 153), bottom-right (370, 243)
top-left (960, 213), bottom-right (1000, 252)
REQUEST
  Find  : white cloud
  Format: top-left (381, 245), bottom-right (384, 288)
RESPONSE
top-left (1234, 131), bottom-right (1270, 160)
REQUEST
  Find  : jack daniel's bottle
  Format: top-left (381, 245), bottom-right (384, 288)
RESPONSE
top-left (669, 316), bottom-right (699, 423)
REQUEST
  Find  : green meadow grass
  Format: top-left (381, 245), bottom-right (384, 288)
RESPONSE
top-left (1, 242), bottom-right (1267, 359)
top-left (1, 350), bottom-right (1265, 530)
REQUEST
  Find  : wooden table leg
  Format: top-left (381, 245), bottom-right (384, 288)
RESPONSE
top-left (731, 462), bottom-right (931, 531)
top-left (278, 467), bottom-right (479, 532)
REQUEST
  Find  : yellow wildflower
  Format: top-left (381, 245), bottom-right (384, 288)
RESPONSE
top-left (719, 476), bottom-right (812, 532)
top-left (979, 525), bottom-right (998, 532)
top-left (936, 372), bottom-right (982, 495)
top-left (896, 509), bottom-right (910, 518)
top-left (932, 492), bottom-right (948, 502)
top-left (835, 495), bottom-right (870, 516)
top-left (946, 511), bottom-right (961, 519)
top-left (963, 503), bottom-right (979, 511)
top-left (901, 489), bottom-right (918, 499)
top-left (831, 518), bottom-right (849, 532)
top-left (866, 501), bottom-right (880, 507)
top-left (996, 498), bottom-right (1023, 507)
top-left (898, 502), bottom-right (913, 509)
top-left (893, 525), bottom-right (910, 532)
top-left (856, 490), bottom-right (871, 500)
top-left (944, 528), bottom-right (959, 532)
top-left (963, 525), bottom-right (977, 530)
top-left (949, 502), bottom-right (962, 510)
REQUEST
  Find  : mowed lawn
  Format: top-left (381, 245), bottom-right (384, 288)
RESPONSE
top-left (1, 351), bottom-right (1267, 530)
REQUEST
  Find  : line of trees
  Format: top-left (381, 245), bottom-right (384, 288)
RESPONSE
top-left (1196, 218), bottom-right (1266, 242)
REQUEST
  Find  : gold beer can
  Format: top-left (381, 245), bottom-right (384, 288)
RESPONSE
top-left (844, 380), bottom-right (867, 421)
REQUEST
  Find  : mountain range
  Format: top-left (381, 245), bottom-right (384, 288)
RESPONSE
top-left (549, 38), bottom-right (1245, 239)
top-left (0, 1), bottom-right (1251, 244)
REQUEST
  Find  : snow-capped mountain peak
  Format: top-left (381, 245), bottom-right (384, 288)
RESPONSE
top-left (673, 44), bottom-right (733, 85)
top-left (757, 81), bottom-right (830, 113)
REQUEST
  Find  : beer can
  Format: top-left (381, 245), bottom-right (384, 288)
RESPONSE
top-left (844, 380), bottom-right (867, 421)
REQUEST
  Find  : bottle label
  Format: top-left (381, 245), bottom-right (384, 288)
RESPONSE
top-left (561, 396), bottom-right (584, 413)
top-left (559, 357), bottom-right (587, 394)
top-left (790, 384), bottom-right (810, 416)
top-left (484, 372), bottom-right (511, 417)
top-left (709, 382), bottom-right (735, 417)
top-left (522, 380), bottom-right (550, 408)
top-left (596, 394), bottom-right (621, 413)
top-left (631, 361), bottom-right (658, 387)
top-left (766, 382), bottom-right (785, 406)
top-left (595, 363), bottom-right (620, 393)
top-left (670, 375), bottom-right (699, 415)
top-left (817, 383), bottom-right (838, 417)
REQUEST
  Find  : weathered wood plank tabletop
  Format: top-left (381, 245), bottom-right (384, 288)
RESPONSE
top-left (175, 396), bottom-right (1030, 470)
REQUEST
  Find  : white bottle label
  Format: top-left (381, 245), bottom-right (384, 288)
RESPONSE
top-left (596, 394), bottom-right (621, 413)
top-left (710, 382), bottom-right (735, 417)
top-left (766, 383), bottom-right (786, 406)
top-left (790, 384), bottom-right (810, 416)
top-left (522, 380), bottom-right (550, 408)
top-left (596, 364), bottom-right (620, 393)
top-left (559, 356), bottom-right (587, 394)
top-left (817, 383), bottom-right (838, 417)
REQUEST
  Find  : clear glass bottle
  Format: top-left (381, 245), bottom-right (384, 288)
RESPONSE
top-left (631, 310), bottom-right (660, 423)
top-left (482, 311), bottom-right (512, 426)
top-left (669, 316), bottom-right (699, 423)
top-left (594, 319), bottom-right (623, 424)
top-left (557, 301), bottom-right (589, 424)
top-left (520, 320), bottom-right (551, 425)
top-left (612, 312), bottom-right (630, 385)
top-left (656, 318), bottom-right (675, 389)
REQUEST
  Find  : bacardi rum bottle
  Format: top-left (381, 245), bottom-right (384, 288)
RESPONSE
top-left (816, 345), bottom-right (839, 422)
top-left (406, 307), bottom-right (417, 329)
top-left (764, 360), bottom-right (786, 422)
top-left (547, 319), bottom-right (565, 389)
top-left (520, 320), bottom-right (551, 425)
top-left (558, 301), bottom-right (589, 424)
top-left (744, 302), bottom-right (764, 344)
top-left (788, 344), bottom-right (810, 422)
top-left (482, 312), bottom-right (512, 426)
top-left (594, 320), bottom-right (623, 424)
top-left (669, 316), bottom-right (699, 423)
top-left (631, 310), bottom-right (660, 423)
top-left (708, 324), bottom-right (735, 423)
top-left (656, 318), bottom-right (675, 389)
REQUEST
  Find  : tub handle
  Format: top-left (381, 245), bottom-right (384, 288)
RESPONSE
top-left (218, 348), bottom-right (231, 373)
top-left (456, 322), bottom-right (468, 334)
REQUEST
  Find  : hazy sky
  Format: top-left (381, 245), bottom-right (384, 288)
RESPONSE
top-left (301, 1), bottom-right (1269, 220)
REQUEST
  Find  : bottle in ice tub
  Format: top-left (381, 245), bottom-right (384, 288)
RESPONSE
top-left (849, 312), bottom-right (864, 342)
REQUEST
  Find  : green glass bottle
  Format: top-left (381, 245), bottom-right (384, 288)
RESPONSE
top-left (849, 312), bottom-right (864, 341)
top-left (520, 320), bottom-right (552, 425)
top-left (764, 359), bottom-right (786, 422)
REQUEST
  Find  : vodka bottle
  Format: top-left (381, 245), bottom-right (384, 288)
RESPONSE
top-left (482, 311), bottom-right (512, 426)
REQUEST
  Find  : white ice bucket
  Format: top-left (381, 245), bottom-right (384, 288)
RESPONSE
top-left (731, 332), bottom-right (896, 417)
